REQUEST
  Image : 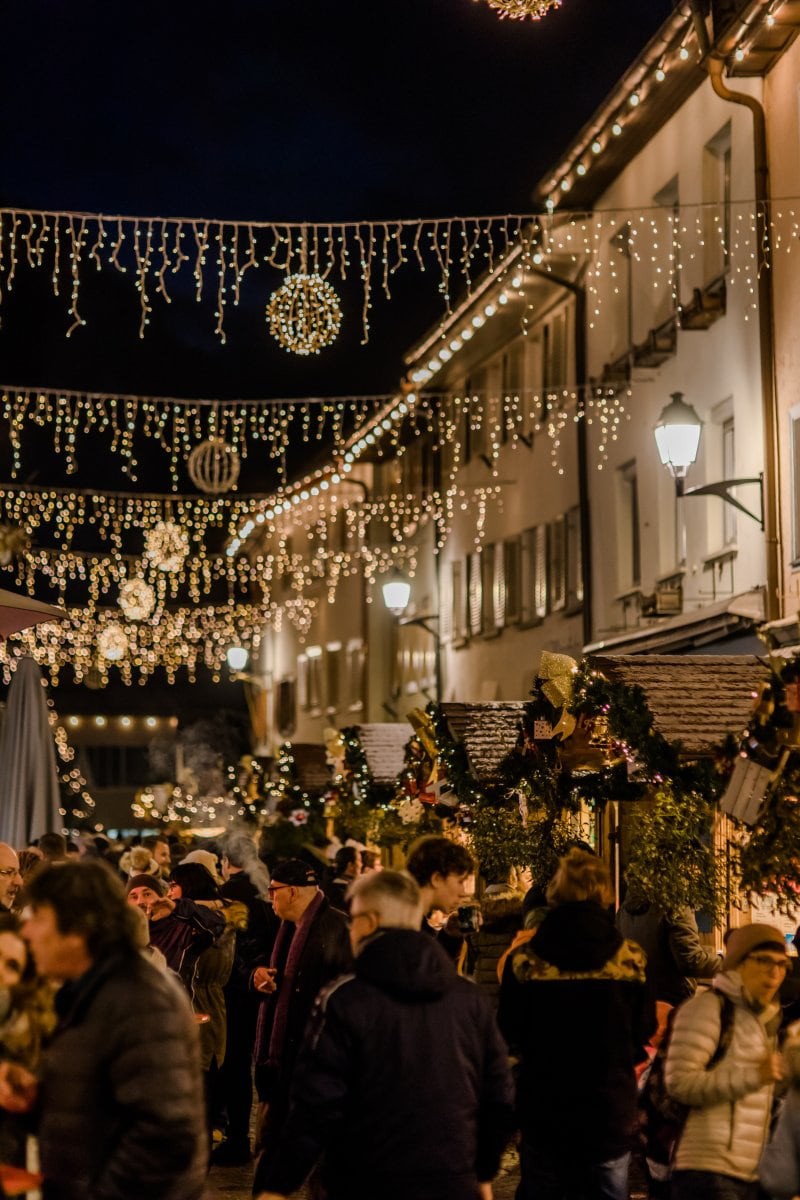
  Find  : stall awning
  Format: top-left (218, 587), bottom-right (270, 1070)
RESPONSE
top-left (584, 589), bottom-right (765, 657)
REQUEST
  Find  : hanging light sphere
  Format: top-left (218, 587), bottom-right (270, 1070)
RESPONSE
top-left (267, 273), bottom-right (342, 356)
top-left (118, 577), bottom-right (156, 622)
top-left (187, 437), bottom-right (241, 495)
top-left (483, 0), bottom-right (561, 18)
top-left (98, 622), bottom-right (129, 663)
top-left (144, 521), bottom-right (190, 573)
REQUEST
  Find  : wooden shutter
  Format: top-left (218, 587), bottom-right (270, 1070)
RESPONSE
top-left (468, 551), bottom-right (483, 636)
top-left (534, 526), bottom-right (548, 619)
top-left (566, 506), bottom-right (584, 609)
top-left (549, 518), bottom-right (566, 612)
top-left (503, 539), bottom-right (520, 625)
top-left (493, 541), bottom-right (506, 629)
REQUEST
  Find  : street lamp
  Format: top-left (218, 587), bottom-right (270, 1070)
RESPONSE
top-left (654, 391), bottom-right (764, 528)
top-left (226, 645), bottom-right (249, 672)
top-left (381, 572), bottom-right (442, 701)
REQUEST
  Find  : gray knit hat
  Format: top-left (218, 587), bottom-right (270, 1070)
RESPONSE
top-left (722, 923), bottom-right (787, 971)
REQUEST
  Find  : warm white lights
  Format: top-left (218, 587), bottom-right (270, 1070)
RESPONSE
top-left (612, 122), bottom-right (623, 136)
top-left (591, 140), bottom-right (602, 154)
top-left (654, 392), bottom-right (703, 480)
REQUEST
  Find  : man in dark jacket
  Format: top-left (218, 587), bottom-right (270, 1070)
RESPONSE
top-left (0, 860), bottom-right (207, 1200)
top-left (616, 880), bottom-right (720, 1006)
top-left (253, 858), bottom-right (352, 1158)
top-left (254, 869), bottom-right (514, 1200)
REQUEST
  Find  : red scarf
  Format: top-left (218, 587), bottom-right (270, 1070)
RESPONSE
top-left (259, 889), bottom-right (324, 1069)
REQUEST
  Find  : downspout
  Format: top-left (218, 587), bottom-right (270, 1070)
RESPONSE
top-left (689, 0), bottom-right (781, 621)
top-left (528, 258), bottom-right (592, 645)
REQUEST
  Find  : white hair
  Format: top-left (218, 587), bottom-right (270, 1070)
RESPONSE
top-left (347, 870), bottom-right (423, 930)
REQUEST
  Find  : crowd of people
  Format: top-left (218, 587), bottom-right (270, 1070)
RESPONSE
top-left (0, 830), bottom-right (797, 1200)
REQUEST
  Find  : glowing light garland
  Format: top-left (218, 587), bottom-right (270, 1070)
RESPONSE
top-left (483, 0), bottom-right (561, 19)
top-left (267, 273), bottom-right (342, 355)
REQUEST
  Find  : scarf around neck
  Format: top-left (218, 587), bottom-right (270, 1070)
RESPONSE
top-left (265, 889), bottom-right (324, 1069)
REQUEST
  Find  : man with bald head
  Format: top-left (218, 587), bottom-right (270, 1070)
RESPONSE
top-left (0, 844), bottom-right (23, 911)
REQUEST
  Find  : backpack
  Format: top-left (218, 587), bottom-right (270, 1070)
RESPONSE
top-left (638, 991), bottom-right (735, 1177)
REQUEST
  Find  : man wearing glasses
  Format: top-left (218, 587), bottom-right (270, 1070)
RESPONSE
top-left (665, 923), bottom-right (789, 1200)
top-left (253, 869), bottom-right (513, 1200)
top-left (0, 844), bottom-right (23, 911)
top-left (252, 859), bottom-right (351, 1167)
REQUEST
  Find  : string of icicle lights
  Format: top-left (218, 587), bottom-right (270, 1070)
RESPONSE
top-left (1, 200), bottom-right (795, 343)
top-left (0, 383), bottom-right (629, 488)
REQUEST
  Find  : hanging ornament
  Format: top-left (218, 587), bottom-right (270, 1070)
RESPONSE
top-left (187, 437), bottom-right (241, 495)
top-left (144, 521), bottom-right (189, 573)
top-left (118, 577), bottom-right (156, 622)
top-left (97, 622), bottom-right (129, 663)
top-left (267, 272), bottom-right (342, 356)
top-left (483, 0), bottom-right (561, 17)
top-left (0, 523), bottom-right (28, 566)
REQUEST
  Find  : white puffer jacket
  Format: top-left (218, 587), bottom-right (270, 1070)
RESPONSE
top-left (664, 972), bottom-right (779, 1180)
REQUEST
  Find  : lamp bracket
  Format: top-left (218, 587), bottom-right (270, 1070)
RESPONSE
top-left (398, 614), bottom-right (440, 640)
top-left (678, 474), bottom-right (764, 530)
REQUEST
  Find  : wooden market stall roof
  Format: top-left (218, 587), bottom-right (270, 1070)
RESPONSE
top-left (589, 654), bottom-right (766, 756)
top-left (440, 702), bottom-right (526, 784)
top-left (352, 723), bottom-right (413, 784)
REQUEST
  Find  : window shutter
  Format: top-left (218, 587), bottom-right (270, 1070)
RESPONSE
top-left (566, 506), bottom-right (583, 609)
top-left (520, 530), bottom-right (534, 623)
top-left (276, 679), bottom-right (296, 739)
top-left (439, 568), bottom-right (453, 643)
top-left (493, 541), bottom-right (506, 628)
top-left (452, 560), bottom-right (465, 641)
top-left (504, 539), bottom-right (520, 625)
top-left (549, 518), bottom-right (566, 612)
top-left (468, 551), bottom-right (483, 636)
top-left (534, 526), bottom-right (548, 619)
top-left (326, 647), bottom-right (341, 714)
top-left (482, 544), bottom-right (496, 631)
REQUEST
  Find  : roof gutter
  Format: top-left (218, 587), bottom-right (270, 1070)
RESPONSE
top-left (688, 0), bottom-right (780, 622)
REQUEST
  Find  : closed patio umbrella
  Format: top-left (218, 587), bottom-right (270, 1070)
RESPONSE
top-left (0, 587), bottom-right (65, 638)
top-left (0, 656), bottom-right (62, 847)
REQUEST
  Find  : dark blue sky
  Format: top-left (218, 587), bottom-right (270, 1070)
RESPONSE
top-left (0, 0), bottom-right (673, 408)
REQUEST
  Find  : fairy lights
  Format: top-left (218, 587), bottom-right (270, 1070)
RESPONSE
top-left (482, 0), bottom-right (561, 19)
top-left (267, 273), bottom-right (343, 355)
top-left (186, 437), bottom-right (241, 495)
top-left (143, 522), bottom-right (190, 573)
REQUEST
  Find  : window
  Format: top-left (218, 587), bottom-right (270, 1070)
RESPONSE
top-left (608, 223), bottom-right (632, 360)
top-left (276, 680), bottom-right (296, 739)
top-left (468, 550), bottom-right (483, 636)
top-left (703, 122), bottom-right (732, 282)
top-left (566, 506), bottom-right (584, 611)
top-left (482, 544), bottom-right (497, 633)
top-left (306, 648), bottom-right (322, 714)
top-left (452, 559), bottom-right (466, 642)
top-left (502, 538), bottom-right (521, 626)
top-left (616, 461), bottom-right (641, 589)
top-left (501, 343), bottom-right (525, 444)
top-left (346, 640), bottom-right (365, 712)
top-left (548, 517), bottom-right (567, 612)
top-left (325, 644), bottom-right (342, 715)
top-left (297, 655), bottom-right (309, 711)
top-left (653, 175), bottom-right (680, 321)
top-left (544, 310), bottom-right (568, 389)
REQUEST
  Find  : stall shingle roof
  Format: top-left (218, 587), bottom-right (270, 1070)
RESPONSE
top-left (440, 702), bottom-right (526, 783)
top-left (352, 723), bottom-right (412, 784)
top-left (588, 654), bottom-right (766, 754)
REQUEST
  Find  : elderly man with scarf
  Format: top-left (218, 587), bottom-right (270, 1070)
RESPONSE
top-left (252, 859), bottom-right (352, 1166)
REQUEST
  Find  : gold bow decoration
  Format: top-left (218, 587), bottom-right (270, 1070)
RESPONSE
top-left (537, 650), bottom-right (578, 740)
top-left (408, 708), bottom-right (439, 762)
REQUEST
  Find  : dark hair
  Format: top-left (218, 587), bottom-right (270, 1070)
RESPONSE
top-left (25, 861), bottom-right (140, 961)
top-left (17, 850), bottom-right (43, 880)
top-left (38, 833), bottom-right (67, 861)
top-left (334, 847), bottom-right (358, 875)
top-left (169, 862), bottom-right (221, 902)
top-left (405, 836), bottom-right (474, 887)
top-left (362, 851), bottom-right (380, 870)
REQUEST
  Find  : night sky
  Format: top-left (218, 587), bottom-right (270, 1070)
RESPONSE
top-left (0, 0), bottom-right (673, 719)
top-left (0, 0), bottom-right (674, 410)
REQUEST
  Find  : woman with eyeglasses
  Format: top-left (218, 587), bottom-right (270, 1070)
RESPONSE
top-left (664, 923), bottom-right (789, 1200)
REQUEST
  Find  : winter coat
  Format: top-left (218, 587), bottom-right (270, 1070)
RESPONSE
top-left (498, 900), bottom-right (654, 1164)
top-left (0, 980), bottom-right (56, 1166)
top-left (760, 1086), bottom-right (800, 1200)
top-left (616, 896), bottom-right (720, 1007)
top-left (255, 928), bottom-right (515, 1200)
top-left (36, 951), bottom-right (207, 1200)
top-left (472, 889), bottom-right (523, 1007)
top-left (189, 899), bottom-right (247, 1070)
top-left (148, 897), bottom-right (226, 989)
top-left (665, 971), bottom-right (780, 1180)
top-left (220, 870), bottom-right (278, 992)
top-left (254, 897), bottom-right (352, 1101)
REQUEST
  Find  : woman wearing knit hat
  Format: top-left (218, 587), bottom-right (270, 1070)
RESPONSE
top-left (664, 923), bottom-right (789, 1200)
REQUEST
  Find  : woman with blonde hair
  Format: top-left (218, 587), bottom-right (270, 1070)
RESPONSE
top-left (498, 848), bottom-right (654, 1200)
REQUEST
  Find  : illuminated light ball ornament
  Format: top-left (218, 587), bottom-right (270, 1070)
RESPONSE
top-left (144, 521), bottom-right (190, 573)
top-left (187, 436), bottom-right (241, 496)
top-left (267, 274), bottom-right (342, 357)
top-left (482, 0), bottom-right (561, 18)
top-left (97, 622), bottom-right (129, 663)
top-left (118, 577), bottom-right (156, 622)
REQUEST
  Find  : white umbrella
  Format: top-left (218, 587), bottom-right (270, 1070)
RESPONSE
top-left (0, 656), bottom-right (62, 846)
top-left (0, 587), bottom-right (66, 638)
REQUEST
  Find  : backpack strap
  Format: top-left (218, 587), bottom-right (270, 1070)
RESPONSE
top-left (707, 992), bottom-right (735, 1069)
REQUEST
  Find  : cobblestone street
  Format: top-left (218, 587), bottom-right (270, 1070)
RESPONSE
top-left (207, 1158), bottom-right (522, 1199)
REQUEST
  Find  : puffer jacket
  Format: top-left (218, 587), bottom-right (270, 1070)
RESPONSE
top-left (616, 896), bottom-right (720, 1007)
top-left (472, 889), bottom-right (523, 1007)
top-left (665, 971), bottom-right (780, 1180)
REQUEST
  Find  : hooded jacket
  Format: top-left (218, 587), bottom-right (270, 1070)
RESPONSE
top-left (665, 971), bottom-right (781, 1180)
top-left (254, 928), bottom-right (514, 1200)
top-left (616, 895), bottom-right (720, 1007)
top-left (498, 900), bottom-right (654, 1163)
top-left (472, 888), bottom-right (523, 1006)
